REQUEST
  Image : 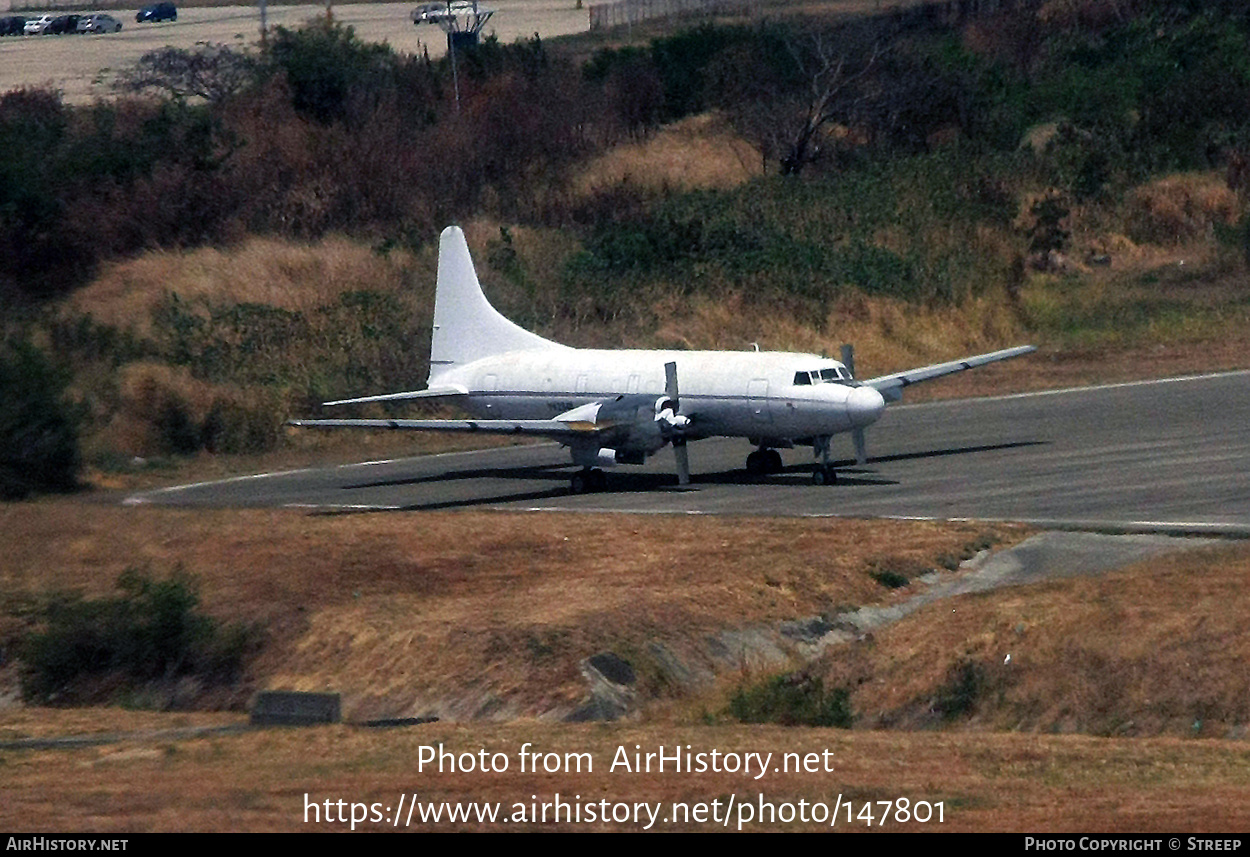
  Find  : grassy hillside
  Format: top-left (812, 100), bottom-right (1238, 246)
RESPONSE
top-left (4, 0), bottom-right (1250, 481)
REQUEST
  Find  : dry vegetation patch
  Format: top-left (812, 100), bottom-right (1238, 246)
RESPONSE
top-left (810, 543), bottom-right (1250, 737)
top-left (0, 500), bottom-right (1021, 721)
top-left (68, 237), bottom-right (427, 337)
top-left (1126, 174), bottom-right (1243, 247)
top-left (1, 719), bottom-right (1248, 831)
top-left (571, 113), bottom-right (762, 197)
top-left (4, 503), bottom-right (1250, 831)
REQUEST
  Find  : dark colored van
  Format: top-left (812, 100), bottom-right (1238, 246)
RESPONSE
top-left (136, 2), bottom-right (176, 22)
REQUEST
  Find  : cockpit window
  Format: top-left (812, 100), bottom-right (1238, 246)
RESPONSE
top-left (794, 367), bottom-right (850, 386)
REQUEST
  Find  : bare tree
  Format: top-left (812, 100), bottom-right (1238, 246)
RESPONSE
top-left (114, 44), bottom-right (259, 103)
top-left (777, 34), bottom-right (884, 175)
top-left (710, 29), bottom-right (885, 176)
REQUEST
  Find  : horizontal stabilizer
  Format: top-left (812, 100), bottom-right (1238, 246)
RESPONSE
top-left (864, 345), bottom-right (1036, 400)
top-left (322, 384), bottom-right (469, 407)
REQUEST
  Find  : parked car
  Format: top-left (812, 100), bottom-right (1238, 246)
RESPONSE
top-left (0, 16), bottom-right (27, 36)
top-left (411, 2), bottom-right (476, 24)
top-left (411, 3), bottom-right (444, 24)
top-left (135, 2), bottom-right (176, 22)
top-left (47, 14), bottom-right (82, 34)
top-left (82, 13), bottom-right (123, 33)
top-left (24, 15), bottom-right (54, 34)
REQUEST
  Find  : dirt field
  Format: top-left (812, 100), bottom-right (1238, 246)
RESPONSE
top-left (4, 717), bottom-right (1250, 831)
top-left (0, 1), bottom-right (591, 102)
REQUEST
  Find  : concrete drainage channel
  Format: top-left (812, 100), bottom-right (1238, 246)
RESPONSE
top-left (823, 531), bottom-right (1223, 645)
top-left (574, 531), bottom-right (1227, 720)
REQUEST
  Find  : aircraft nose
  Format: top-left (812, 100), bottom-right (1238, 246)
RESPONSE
top-left (847, 385), bottom-right (885, 428)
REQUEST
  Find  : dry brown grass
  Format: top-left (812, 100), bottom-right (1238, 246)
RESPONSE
top-left (4, 502), bottom-right (1250, 830)
top-left (99, 362), bottom-right (270, 457)
top-left (0, 500), bottom-right (1018, 722)
top-left (646, 288), bottom-right (1028, 377)
top-left (2, 715), bottom-right (1249, 831)
top-left (571, 113), bottom-right (762, 197)
top-left (1126, 173), bottom-right (1243, 247)
top-left (814, 544), bottom-right (1250, 737)
top-left (68, 236), bottom-right (426, 337)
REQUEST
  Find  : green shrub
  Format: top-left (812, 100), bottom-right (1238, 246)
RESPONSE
top-left (932, 660), bottom-right (986, 720)
top-left (870, 569), bottom-right (911, 589)
top-left (18, 568), bottom-right (256, 706)
top-left (264, 19), bottom-right (399, 125)
top-left (727, 672), bottom-right (853, 728)
top-left (865, 555), bottom-right (934, 588)
top-left (0, 341), bottom-right (82, 500)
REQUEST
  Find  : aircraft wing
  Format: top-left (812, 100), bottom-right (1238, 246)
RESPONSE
top-left (863, 345), bottom-right (1036, 402)
top-left (322, 384), bottom-right (469, 407)
top-left (288, 417), bottom-right (601, 442)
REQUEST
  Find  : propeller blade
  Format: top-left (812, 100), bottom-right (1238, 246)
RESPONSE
top-left (853, 427), bottom-right (868, 465)
top-left (839, 343), bottom-right (856, 380)
top-left (674, 440), bottom-right (691, 486)
top-left (664, 361), bottom-right (693, 486)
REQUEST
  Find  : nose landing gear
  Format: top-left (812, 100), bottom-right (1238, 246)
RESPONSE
top-left (811, 436), bottom-right (838, 486)
top-left (812, 464), bottom-right (837, 485)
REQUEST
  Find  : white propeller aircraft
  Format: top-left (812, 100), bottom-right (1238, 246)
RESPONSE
top-left (290, 226), bottom-right (1035, 492)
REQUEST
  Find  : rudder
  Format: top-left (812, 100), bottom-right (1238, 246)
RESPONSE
top-left (428, 226), bottom-right (564, 382)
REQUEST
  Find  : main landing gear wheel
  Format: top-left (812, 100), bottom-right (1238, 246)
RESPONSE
top-left (812, 465), bottom-right (837, 485)
top-left (745, 448), bottom-right (783, 476)
top-left (570, 468), bottom-right (607, 494)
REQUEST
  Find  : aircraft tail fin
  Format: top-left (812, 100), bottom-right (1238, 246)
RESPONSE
top-left (429, 226), bottom-right (563, 381)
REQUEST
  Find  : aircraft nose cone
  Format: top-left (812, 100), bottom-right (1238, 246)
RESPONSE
top-left (847, 385), bottom-right (885, 428)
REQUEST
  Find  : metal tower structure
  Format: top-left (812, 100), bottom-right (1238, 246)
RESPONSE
top-left (413, 2), bottom-right (495, 112)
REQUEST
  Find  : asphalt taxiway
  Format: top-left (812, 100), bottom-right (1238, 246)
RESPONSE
top-left (125, 370), bottom-right (1250, 534)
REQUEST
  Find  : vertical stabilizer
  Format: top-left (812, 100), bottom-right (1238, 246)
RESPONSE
top-left (429, 226), bottom-right (564, 381)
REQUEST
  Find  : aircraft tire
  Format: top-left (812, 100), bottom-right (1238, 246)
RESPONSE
top-left (746, 450), bottom-right (766, 476)
top-left (812, 465), bottom-right (836, 486)
top-left (571, 469), bottom-right (607, 494)
top-left (765, 449), bottom-right (783, 473)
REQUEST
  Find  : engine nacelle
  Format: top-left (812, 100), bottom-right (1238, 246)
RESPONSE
top-left (591, 394), bottom-right (670, 455)
top-left (559, 393), bottom-right (687, 467)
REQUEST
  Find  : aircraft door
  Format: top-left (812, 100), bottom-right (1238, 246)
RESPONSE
top-left (748, 378), bottom-right (772, 422)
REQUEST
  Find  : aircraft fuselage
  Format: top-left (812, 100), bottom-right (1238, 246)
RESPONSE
top-left (438, 347), bottom-right (885, 442)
